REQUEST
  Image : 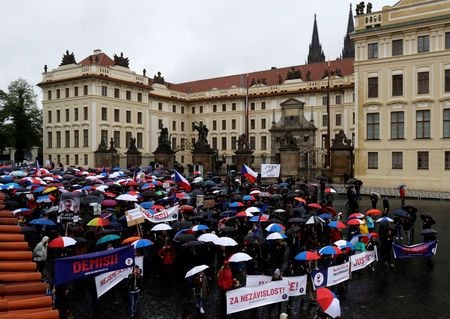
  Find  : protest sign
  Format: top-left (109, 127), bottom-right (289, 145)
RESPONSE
top-left (54, 246), bottom-right (135, 285)
top-left (311, 261), bottom-right (350, 289)
top-left (350, 250), bottom-right (377, 272)
top-left (144, 205), bottom-right (179, 223)
top-left (393, 240), bottom-right (438, 259)
top-left (95, 256), bottom-right (144, 298)
top-left (261, 164), bottom-right (281, 178)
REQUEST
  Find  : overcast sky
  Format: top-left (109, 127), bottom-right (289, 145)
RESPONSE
top-left (1, 0), bottom-right (394, 103)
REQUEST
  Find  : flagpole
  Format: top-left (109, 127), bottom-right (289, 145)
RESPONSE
top-left (245, 73), bottom-right (249, 141)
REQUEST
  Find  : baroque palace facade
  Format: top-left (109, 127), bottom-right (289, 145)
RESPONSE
top-left (39, 0), bottom-right (450, 191)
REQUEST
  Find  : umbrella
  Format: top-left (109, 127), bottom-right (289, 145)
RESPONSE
top-left (346, 219), bottom-right (363, 226)
top-left (229, 252), bottom-right (253, 262)
top-left (306, 215), bottom-right (325, 225)
top-left (420, 229), bottom-right (438, 235)
top-left (12, 208), bottom-right (32, 216)
top-left (180, 205), bottom-right (194, 212)
top-left (48, 236), bottom-right (77, 248)
top-left (132, 239), bottom-right (154, 249)
top-left (87, 217), bottom-right (110, 227)
top-left (229, 202), bottom-right (244, 208)
top-left (185, 265), bottom-right (209, 278)
top-left (307, 203), bottom-right (321, 209)
top-left (101, 199), bottom-right (118, 207)
top-left (265, 223), bottom-right (286, 233)
top-left (182, 240), bottom-right (204, 248)
top-left (319, 213), bottom-right (332, 220)
top-left (236, 211), bottom-right (254, 218)
top-left (122, 236), bottom-right (142, 245)
top-left (274, 208), bottom-right (286, 214)
top-left (174, 233), bottom-right (197, 243)
top-left (322, 206), bottom-right (338, 216)
top-left (96, 234), bottom-right (121, 245)
top-left (376, 217), bottom-right (394, 223)
top-left (266, 232), bottom-right (287, 240)
top-left (420, 214), bottom-right (435, 224)
top-left (370, 191), bottom-right (381, 199)
top-left (366, 209), bottom-right (382, 217)
top-left (294, 197), bottom-right (306, 203)
top-left (116, 194), bottom-right (138, 202)
top-left (36, 195), bottom-right (52, 203)
top-left (319, 245), bottom-right (342, 255)
top-left (172, 221), bottom-right (193, 231)
top-left (214, 236), bottom-right (238, 246)
top-left (245, 207), bottom-right (261, 214)
top-left (348, 213), bottom-right (364, 219)
top-left (29, 218), bottom-right (56, 226)
top-left (328, 221), bottom-right (346, 229)
top-left (151, 223), bottom-right (172, 231)
top-left (316, 287), bottom-right (341, 318)
top-left (249, 215), bottom-right (269, 222)
top-left (325, 187), bottom-right (336, 193)
top-left (242, 195), bottom-right (255, 201)
top-left (393, 209), bottom-right (409, 217)
top-left (294, 251), bottom-right (321, 261)
top-left (198, 233), bottom-right (219, 243)
top-left (333, 240), bottom-right (354, 250)
top-left (191, 224), bottom-right (209, 232)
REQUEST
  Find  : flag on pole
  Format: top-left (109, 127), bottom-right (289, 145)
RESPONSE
top-left (174, 170), bottom-right (191, 192)
top-left (241, 164), bottom-right (257, 184)
top-left (101, 166), bottom-right (107, 177)
top-left (36, 160), bottom-right (41, 177)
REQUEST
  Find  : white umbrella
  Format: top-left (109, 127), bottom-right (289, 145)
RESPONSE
top-left (229, 252), bottom-right (253, 263)
top-left (376, 216), bottom-right (394, 223)
top-left (306, 215), bottom-right (325, 225)
top-left (198, 233), bottom-right (219, 243)
top-left (214, 236), bottom-right (238, 246)
top-left (274, 209), bottom-right (286, 213)
top-left (249, 190), bottom-right (261, 195)
top-left (95, 185), bottom-right (109, 192)
top-left (266, 232), bottom-right (287, 240)
top-left (116, 194), bottom-right (138, 201)
top-left (185, 264), bottom-right (209, 278)
top-left (245, 206), bottom-right (261, 214)
top-left (151, 223), bottom-right (172, 231)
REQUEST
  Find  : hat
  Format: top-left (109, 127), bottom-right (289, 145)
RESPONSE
top-left (279, 313), bottom-right (288, 319)
top-left (42, 236), bottom-right (49, 243)
top-left (274, 268), bottom-right (280, 276)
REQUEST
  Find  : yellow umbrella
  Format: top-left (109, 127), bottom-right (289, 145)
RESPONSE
top-left (42, 186), bottom-right (58, 194)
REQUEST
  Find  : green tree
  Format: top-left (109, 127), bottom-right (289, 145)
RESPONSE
top-left (0, 79), bottom-right (42, 162)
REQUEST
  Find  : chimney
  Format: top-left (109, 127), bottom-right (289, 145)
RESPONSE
top-left (93, 49), bottom-right (102, 55)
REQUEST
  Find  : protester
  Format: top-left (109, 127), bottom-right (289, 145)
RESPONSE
top-left (32, 236), bottom-right (49, 274)
top-left (192, 271), bottom-right (209, 314)
top-left (127, 265), bottom-right (143, 318)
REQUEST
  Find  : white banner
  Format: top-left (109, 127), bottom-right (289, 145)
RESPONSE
top-left (245, 275), bottom-right (271, 287)
top-left (261, 164), bottom-right (281, 178)
top-left (95, 256), bottom-right (143, 298)
top-left (312, 261), bottom-right (350, 289)
top-left (144, 205), bottom-right (179, 223)
top-left (227, 276), bottom-right (307, 314)
top-left (350, 249), bottom-right (377, 272)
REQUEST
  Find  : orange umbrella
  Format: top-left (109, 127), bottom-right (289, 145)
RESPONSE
top-left (122, 236), bottom-right (141, 245)
top-left (294, 197), bottom-right (306, 203)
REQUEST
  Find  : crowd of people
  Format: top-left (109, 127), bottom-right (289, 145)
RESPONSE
top-left (0, 163), bottom-right (437, 319)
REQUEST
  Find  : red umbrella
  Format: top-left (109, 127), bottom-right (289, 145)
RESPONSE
top-left (307, 203), bottom-right (321, 209)
top-left (102, 199), bottom-right (118, 207)
top-left (122, 236), bottom-right (142, 245)
top-left (294, 251), bottom-right (321, 261)
top-left (236, 211), bottom-right (253, 217)
top-left (316, 287), bottom-right (341, 318)
top-left (48, 236), bottom-right (77, 248)
top-left (180, 205), bottom-right (194, 212)
top-left (346, 218), bottom-right (363, 226)
top-left (322, 206), bottom-right (337, 216)
top-left (348, 213), bottom-right (364, 219)
top-left (366, 209), bottom-right (382, 217)
top-left (294, 197), bottom-right (306, 203)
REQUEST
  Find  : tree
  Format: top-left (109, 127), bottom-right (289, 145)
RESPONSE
top-left (0, 79), bottom-right (42, 162)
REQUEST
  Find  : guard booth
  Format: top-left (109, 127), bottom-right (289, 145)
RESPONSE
top-left (193, 163), bottom-right (203, 175)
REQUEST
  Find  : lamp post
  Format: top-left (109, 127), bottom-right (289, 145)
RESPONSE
top-left (326, 61), bottom-right (331, 171)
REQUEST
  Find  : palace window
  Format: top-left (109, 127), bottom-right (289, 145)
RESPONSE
top-left (392, 39), bottom-right (403, 56)
top-left (126, 90), bottom-right (131, 100)
top-left (126, 111), bottom-right (131, 123)
top-left (416, 110), bottom-right (430, 139)
top-left (368, 77), bottom-right (378, 98)
top-left (114, 88), bottom-right (120, 98)
top-left (417, 72), bottom-right (429, 94)
top-left (101, 86), bottom-right (107, 97)
top-left (114, 109), bottom-right (120, 122)
top-left (417, 151), bottom-right (429, 169)
top-left (418, 35), bottom-right (430, 53)
top-left (392, 152), bottom-right (403, 169)
top-left (83, 129), bottom-right (88, 147)
top-left (443, 109), bottom-right (450, 138)
top-left (367, 113), bottom-right (380, 140)
top-left (392, 74), bottom-right (403, 96)
top-left (113, 131), bottom-right (120, 148)
top-left (391, 111), bottom-right (404, 139)
top-left (368, 152), bottom-right (378, 169)
top-left (101, 108), bottom-right (107, 121)
top-left (368, 43), bottom-right (378, 59)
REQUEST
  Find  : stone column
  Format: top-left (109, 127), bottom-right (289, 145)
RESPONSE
top-left (280, 150), bottom-right (299, 178)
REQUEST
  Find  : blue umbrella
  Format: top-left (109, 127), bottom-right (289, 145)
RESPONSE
top-left (140, 201), bottom-right (154, 209)
top-left (96, 234), bottom-right (121, 246)
top-left (33, 186), bottom-right (46, 193)
top-left (319, 213), bottom-right (332, 220)
top-left (29, 218), bottom-right (56, 226)
top-left (36, 195), bottom-right (51, 203)
top-left (3, 182), bottom-right (20, 190)
top-left (132, 239), bottom-right (154, 249)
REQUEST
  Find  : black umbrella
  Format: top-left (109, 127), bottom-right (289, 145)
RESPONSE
top-left (174, 233), bottom-right (196, 243)
top-left (62, 174), bottom-right (76, 180)
top-left (188, 215), bottom-right (204, 222)
top-left (182, 240), bottom-right (204, 247)
top-left (172, 221), bottom-right (193, 231)
top-left (393, 209), bottom-right (409, 217)
top-left (219, 226), bottom-right (236, 234)
top-left (244, 232), bottom-right (264, 244)
top-left (288, 217), bottom-right (306, 223)
top-left (420, 214), bottom-right (436, 224)
top-left (420, 229), bottom-right (438, 235)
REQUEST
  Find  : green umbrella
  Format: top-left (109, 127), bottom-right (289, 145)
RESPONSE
top-left (96, 234), bottom-right (121, 246)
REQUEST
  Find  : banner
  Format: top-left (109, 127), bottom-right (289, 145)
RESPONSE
top-left (261, 164), bottom-right (281, 178)
top-left (58, 197), bottom-right (81, 213)
top-left (311, 261), bottom-right (350, 289)
top-left (54, 246), bottom-right (135, 285)
top-left (144, 205), bottom-right (179, 223)
top-left (392, 240), bottom-right (438, 259)
top-left (95, 256), bottom-right (143, 298)
top-left (227, 276), bottom-right (307, 314)
top-left (350, 250), bottom-right (377, 272)
top-left (246, 275), bottom-right (271, 287)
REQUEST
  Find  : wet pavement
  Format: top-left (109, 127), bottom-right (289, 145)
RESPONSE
top-left (68, 196), bottom-right (448, 319)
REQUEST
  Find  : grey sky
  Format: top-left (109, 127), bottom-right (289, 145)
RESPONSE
top-left (1, 0), bottom-right (394, 103)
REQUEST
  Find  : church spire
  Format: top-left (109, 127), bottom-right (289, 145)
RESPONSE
top-left (341, 4), bottom-right (355, 59)
top-left (307, 14), bottom-right (326, 64)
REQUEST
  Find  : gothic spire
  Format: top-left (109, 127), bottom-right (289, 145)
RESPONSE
top-left (342, 4), bottom-right (355, 59)
top-left (307, 14), bottom-right (326, 64)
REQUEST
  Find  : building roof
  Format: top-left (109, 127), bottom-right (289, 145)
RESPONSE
top-left (169, 58), bottom-right (354, 94)
top-left (78, 51), bottom-right (114, 67)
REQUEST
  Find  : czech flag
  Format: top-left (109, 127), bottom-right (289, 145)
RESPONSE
top-left (241, 164), bottom-right (257, 184)
top-left (174, 170), bottom-right (191, 192)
